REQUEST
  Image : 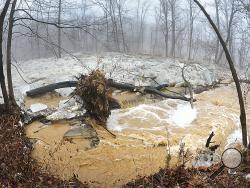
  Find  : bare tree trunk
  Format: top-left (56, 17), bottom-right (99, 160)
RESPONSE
top-left (150, 29), bottom-right (153, 54)
top-left (6, 0), bottom-right (17, 105)
top-left (138, 1), bottom-right (149, 53)
top-left (153, 20), bottom-right (159, 55)
top-left (214, 0), bottom-right (220, 63)
top-left (105, 0), bottom-right (109, 48)
top-left (46, 2), bottom-right (52, 56)
top-left (58, 0), bottom-right (62, 58)
top-left (164, 33), bottom-right (169, 57)
top-left (109, 0), bottom-right (120, 51)
top-left (136, 0), bottom-right (140, 51)
top-left (238, 32), bottom-right (247, 69)
top-left (169, 0), bottom-right (176, 57)
top-left (36, 1), bottom-right (41, 58)
top-left (116, 0), bottom-right (126, 52)
top-left (216, 1), bottom-right (235, 64)
top-left (188, 0), bottom-right (193, 60)
top-left (0, 0), bottom-right (11, 110)
top-left (160, 0), bottom-right (169, 57)
top-left (194, 0), bottom-right (248, 148)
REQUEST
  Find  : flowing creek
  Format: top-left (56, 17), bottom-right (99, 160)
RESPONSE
top-left (25, 85), bottom-right (250, 187)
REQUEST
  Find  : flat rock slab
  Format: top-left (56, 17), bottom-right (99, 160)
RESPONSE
top-left (63, 124), bottom-right (100, 148)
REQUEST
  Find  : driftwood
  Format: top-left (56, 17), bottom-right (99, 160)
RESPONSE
top-left (26, 80), bottom-right (192, 102)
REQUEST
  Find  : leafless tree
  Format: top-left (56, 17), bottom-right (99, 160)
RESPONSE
top-left (214, 0), bottom-right (221, 63)
top-left (136, 0), bottom-right (150, 52)
top-left (151, 8), bottom-right (160, 55)
top-left (0, 0), bottom-right (11, 110)
top-left (58, 0), bottom-right (62, 57)
top-left (216, 0), bottom-right (237, 64)
top-left (116, 0), bottom-right (127, 52)
top-left (187, 0), bottom-right (194, 60)
top-left (159, 0), bottom-right (169, 57)
top-left (194, 0), bottom-right (248, 148)
top-left (6, 0), bottom-right (17, 105)
top-left (168, 0), bottom-right (177, 57)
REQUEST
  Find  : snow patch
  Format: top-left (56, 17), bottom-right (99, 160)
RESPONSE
top-left (168, 103), bottom-right (197, 128)
top-left (19, 84), bottom-right (31, 95)
top-left (30, 103), bottom-right (47, 113)
top-left (107, 100), bottom-right (176, 132)
top-left (55, 88), bottom-right (74, 97)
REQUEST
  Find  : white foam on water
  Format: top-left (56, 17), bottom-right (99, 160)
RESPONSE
top-left (107, 100), bottom-right (199, 132)
top-left (226, 129), bottom-right (242, 146)
top-left (107, 103), bottom-right (170, 132)
top-left (107, 109), bottom-right (129, 132)
top-left (225, 114), bottom-right (243, 147)
top-left (168, 103), bottom-right (197, 128)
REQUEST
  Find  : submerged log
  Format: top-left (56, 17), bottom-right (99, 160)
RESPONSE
top-left (26, 80), bottom-right (192, 102)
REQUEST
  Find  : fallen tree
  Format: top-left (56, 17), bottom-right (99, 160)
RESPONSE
top-left (25, 77), bottom-right (250, 102)
top-left (26, 81), bottom-right (77, 96)
top-left (26, 79), bottom-right (192, 102)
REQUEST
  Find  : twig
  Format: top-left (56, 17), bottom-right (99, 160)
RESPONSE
top-left (206, 132), bottom-right (215, 148)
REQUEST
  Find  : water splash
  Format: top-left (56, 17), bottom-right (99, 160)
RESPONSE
top-left (168, 103), bottom-right (197, 128)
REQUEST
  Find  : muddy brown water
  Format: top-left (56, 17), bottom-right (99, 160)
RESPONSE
top-left (25, 85), bottom-right (250, 187)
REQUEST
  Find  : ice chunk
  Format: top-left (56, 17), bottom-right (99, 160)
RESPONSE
top-left (30, 103), bottom-right (47, 113)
